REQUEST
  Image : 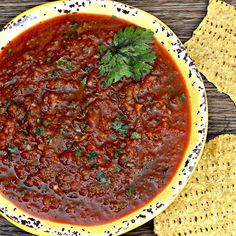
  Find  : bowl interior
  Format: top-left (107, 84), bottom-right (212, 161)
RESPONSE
top-left (0, 0), bottom-right (208, 235)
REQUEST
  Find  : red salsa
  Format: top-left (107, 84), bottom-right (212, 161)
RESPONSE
top-left (0, 14), bottom-right (190, 225)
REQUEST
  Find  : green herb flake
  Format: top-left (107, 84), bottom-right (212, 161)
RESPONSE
top-left (120, 157), bottom-right (127, 168)
top-left (98, 44), bottom-right (107, 54)
top-left (48, 70), bottom-right (60, 79)
top-left (92, 107), bottom-right (97, 112)
top-left (47, 135), bottom-right (53, 145)
top-left (60, 128), bottom-right (66, 136)
top-left (127, 163), bottom-right (135, 167)
top-left (63, 32), bottom-right (78, 39)
top-left (83, 66), bottom-right (90, 74)
top-left (35, 127), bottom-right (44, 136)
top-left (22, 129), bottom-right (29, 135)
top-left (46, 56), bottom-right (52, 63)
top-left (99, 26), bottom-right (157, 87)
top-left (63, 33), bottom-right (70, 39)
top-left (56, 57), bottom-right (74, 72)
top-left (114, 149), bottom-right (122, 158)
top-left (112, 120), bottom-right (129, 137)
top-left (179, 93), bottom-right (186, 102)
top-left (74, 120), bottom-right (88, 133)
top-left (70, 22), bottom-right (79, 30)
top-left (76, 26), bottom-right (84, 34)
top-left (75, 149), bottom-right (82, 158)
top-left (167, 85), bottom-right (175, 92)
top-left (19, 181), bottom-right (31, 193)
top-left (131, 132), bottom-right (141, 140)
top-left (117, 202), bottom-right (126, 210)
top-left (81, 78), bottom-right (87, 87)
top-left (75, 104), bottom-right (81, 109)
top-left (4, 100), bottom-right (11, 110)
top-left (42, 184), bottom-right (50, 193)
top-left (37, 118), bottom-right (49, 127)
top-left (96, 171), bottom-right (110, 186)
top-left (88, 151), bottom-right (97, 162)
top-left (126, 186), bottom-right (135, 196)
top-left (147, 96), bottom-right (154, 103)
top-left (114, 166), bottom-right (121, 172)
top-left (24, 143), bottom-right (31, 151)
top-left (43, 120), bottom-right (49, 127)
top-left (115, 113), bottom-right (125, 120)
top-left (7, 193), bottom-right (15, 199)
top-left (112, 15), bottom-right (118, 19)
top-left (8, 145), bottom-right (20, 155)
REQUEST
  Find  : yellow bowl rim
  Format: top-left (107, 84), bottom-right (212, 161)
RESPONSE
top-left (0, 0), bottom-right (208, 235)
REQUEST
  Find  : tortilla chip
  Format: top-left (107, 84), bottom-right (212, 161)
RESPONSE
top-left (184, 0), bottom-right (236, 104)
top-left (154, 134), bottom-right (236, 235)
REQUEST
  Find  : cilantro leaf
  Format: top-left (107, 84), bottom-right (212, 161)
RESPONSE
top-left (99, 26), bottom-right (156, 86)
top-left (130, 53), bottom-right (156, 81)
top-left (100, 51), bottom-right (132, 86)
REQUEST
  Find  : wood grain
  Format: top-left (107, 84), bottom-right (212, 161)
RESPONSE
top-left (0, 0), bottom-right (235, 235)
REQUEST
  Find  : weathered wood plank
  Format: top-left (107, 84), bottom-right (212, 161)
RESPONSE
top-left (0, 0), bottom-right (235, 235)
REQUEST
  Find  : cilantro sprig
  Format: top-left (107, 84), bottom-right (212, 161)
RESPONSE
top-left (99, 26), bottom-right (157, 86)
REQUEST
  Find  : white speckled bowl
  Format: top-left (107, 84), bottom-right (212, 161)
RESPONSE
top-left (0, 0), bottom-right (208, 235)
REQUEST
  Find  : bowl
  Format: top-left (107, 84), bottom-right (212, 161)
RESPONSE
top-left (0, 0), bottom-right (208, 235)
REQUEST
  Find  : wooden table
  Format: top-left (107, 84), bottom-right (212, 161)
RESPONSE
top-left (0, 0), bottom-right (235, 235)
